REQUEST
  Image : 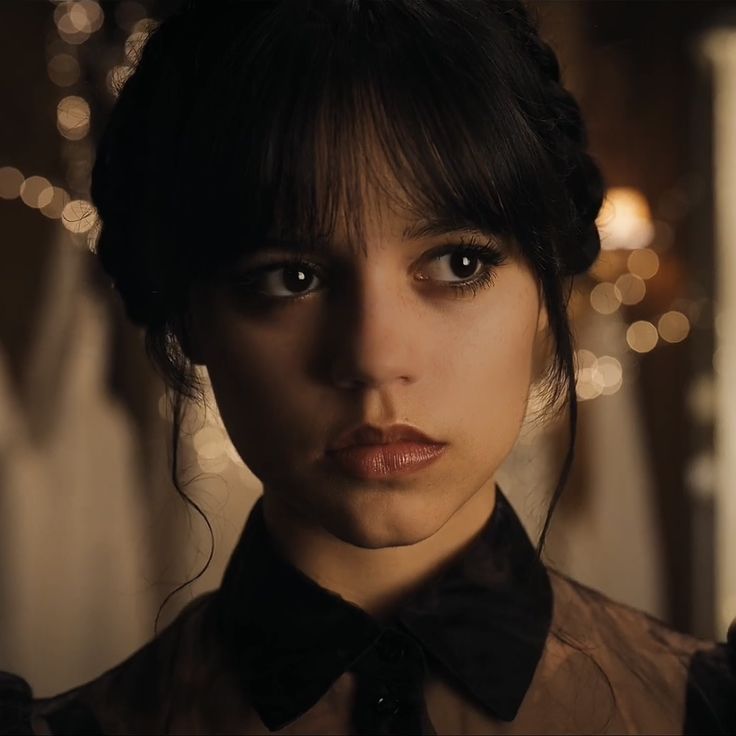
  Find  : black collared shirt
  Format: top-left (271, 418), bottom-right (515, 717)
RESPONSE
top-left (214, 486), bottom-right (552, 734)
top-left (2, 486), bottom-right (735, 735)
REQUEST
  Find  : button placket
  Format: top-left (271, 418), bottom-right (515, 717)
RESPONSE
top-left (352, 628), bottom-right (432, 735)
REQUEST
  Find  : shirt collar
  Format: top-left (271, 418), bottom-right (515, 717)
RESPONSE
top-left (213, 485), bottom-right (552, 731)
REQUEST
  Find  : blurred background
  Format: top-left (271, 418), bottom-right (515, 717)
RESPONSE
top-left (1, 0), bottom-right (735, 697)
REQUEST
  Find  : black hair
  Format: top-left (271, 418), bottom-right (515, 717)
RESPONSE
top-left (90, 0), bottom-right (604, 632)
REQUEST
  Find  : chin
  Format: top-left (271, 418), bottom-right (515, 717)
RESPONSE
top-left (322, 486), bottom-right (451, 549)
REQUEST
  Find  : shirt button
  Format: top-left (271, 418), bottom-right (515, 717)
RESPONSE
top-left (375, 629), bottom-right (407, 663)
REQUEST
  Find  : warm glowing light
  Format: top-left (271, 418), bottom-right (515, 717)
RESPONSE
top-left (54, 1), bottom-right (103, 42)
top-left (132, 18), bottom-right (159, 34)
top-left (615, 273), bottom-right (646, 305)
top-left (626, 321), bottom-right (659, 353)
top-left (596, 355), bottom-right (624, 395)
top-left (125, 31), bottom-right (148, 64)
top-left (61, 198), bottom-right (97, 233)
top-left (47, 53), bottom-right (80, 87)
top-left (193, 426), bottom-right (226, 460)
top-left (597, 187), bottom-right (654, 250)
top-left (53, 2), bottom-right (69, 27)
top-left (20, 176), bottom-right (54, 209)
top-left (56, 13), bottom-right (91, 45)
top-left (74, 1), bottom-right (104, 33)
top-left (627, 248), bottom-right (660, 280)
top-left (576, 374), bottom-right (602, 401)
top-left (64, 141), bottom-right (94, 192)
top-left (590, 282), bottom-right (622, 314)
top-left (57, 96), bottom-right (90, 140)
top-left (106, 65), bottom-right (134, 97)
top-left (688, 373), bottom-right (715, 424)
top-left (686, 452), bottom-right (715, 500)
top-left (575, 348), bottom-right (597, 371)
top-left (575, 352), bottom-right (623, 401)
top-left (198, 453), bottom-right (231, 474)
top-left (0, 167), bottom-right (24, 199)
top-left (40, 186), bottom-right (71, 220)
top-left (658, 310), bottom-right (690, 343)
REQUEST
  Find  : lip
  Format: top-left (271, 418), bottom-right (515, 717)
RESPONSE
top-left (325, 423), bottom-right (447, 480)
top-left (327, 423), bottom-right (443, 451)
top-left (325, 441), bottom-right (447, 480)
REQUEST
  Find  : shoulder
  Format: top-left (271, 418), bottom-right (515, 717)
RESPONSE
top-left (546, 568), bottom-right (736, 734)
top-left (0, 671), bottom-right (34, 735)
top-left (1, 592), bottom-right (217, 736)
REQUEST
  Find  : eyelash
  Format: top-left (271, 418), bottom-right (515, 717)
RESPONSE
top-left (233, 237), bottom-right (507, 302)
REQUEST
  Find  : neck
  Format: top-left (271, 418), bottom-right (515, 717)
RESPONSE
top-left (261, 479), bottom-right (497, 623)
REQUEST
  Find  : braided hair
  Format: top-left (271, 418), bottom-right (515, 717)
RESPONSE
top-left (90, 0), bottom-right (604, 625)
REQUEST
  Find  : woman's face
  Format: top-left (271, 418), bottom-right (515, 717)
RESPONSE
top-left (189, 189), bottom-right (549, 549)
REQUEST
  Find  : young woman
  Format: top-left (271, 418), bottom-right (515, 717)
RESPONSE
top-left (2, 1), bottom-right (734, 733)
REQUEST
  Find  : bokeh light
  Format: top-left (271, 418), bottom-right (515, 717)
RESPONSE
top-left (596, 355), bottom-right (624, 396)
top-left (597, 187), bottom-right (655, 251)
top-left (47, 53), bottom-right (81, 87)
top-left (106, 65), bottom-right (134, 97)
top-left (0, 167), bottom-right (25, 199)
top-left (124, 31), bottom-right (148, 65)
top-left (615, 273), bottom-right (647, 305)
top-left (132, 18), bottom-right (159, 35)
top-left (590, 282), bottom-right (622, 314)
top-left (20, 176), bottom-right (54, 209)
top-left (627, 248), bottom-right (660, 280)
top-left (626, 321), bottom-right (659, 353)
top-left (193, 426), bottom-right (226, 460)
top-left (61, 198), bottom-right (98, 233)
top-left (57, 96), bottom-right (90, 140)
top-left (658, 310), bottom-right (690, 343)
top-left (575, 351), bottom-right (624, 401)
top-left (54, 1), bottom-right (103, 43)
top-left (39, 186), bottom-right (71, 220)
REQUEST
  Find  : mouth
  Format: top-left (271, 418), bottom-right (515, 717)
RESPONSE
top-left (325, 441), bottom-right (447, 480)
top-left (327, 422), bottom-right (443, 451)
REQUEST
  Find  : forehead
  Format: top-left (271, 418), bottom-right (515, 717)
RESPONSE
top-left (262, 151), bottom-right (504, 256)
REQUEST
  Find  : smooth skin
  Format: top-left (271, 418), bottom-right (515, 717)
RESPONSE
top-left (187, 180), bottom-right (550, 622)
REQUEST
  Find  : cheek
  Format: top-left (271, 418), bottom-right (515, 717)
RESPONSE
top-left (441, 281), bottom-right (538, 462)
top-left (201, 313), bottom-right (313, 476)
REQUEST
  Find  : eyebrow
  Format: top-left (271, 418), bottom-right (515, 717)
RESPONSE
top-left (251, 218), bottom-right (499, 256)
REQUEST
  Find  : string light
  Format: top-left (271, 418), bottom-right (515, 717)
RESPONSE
top-left (20, 176), bottom-right (54, 209)
top-left (57, 95), bottom-right (91, 141)
top-left (627, 248), bottom-right (660, 280)
top-left (53, 1), bottom-right (103, 44)
top-left (575, 350), bottom-right (624, 401)
top-left (597, 187), bottom-right (655, 251)
top-left (657, 310), bottom-right (690, 343)
top-left (61, 198), bottom-right (98, 234)
top-left (106, 65), bottom-right (134, 98)
top-left (0, 167), bottom-right (24, 199)
top-left (47, 53), bottom-right (81, 87)
top-left (615, 273), bottom-right (646, 305)
top-left (626, 321), bottom-right (659, 353)
top-left (124, 31), bottom-right (148, 64)
top-left (590, 282), bottom-right (622, 314)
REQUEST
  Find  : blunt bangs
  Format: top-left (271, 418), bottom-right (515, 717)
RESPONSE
top-left (167, 0), bottom-right (562, 277)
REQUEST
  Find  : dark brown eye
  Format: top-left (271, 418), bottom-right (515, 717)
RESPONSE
top-left (448, 251), bottom-right (481, 279)
top-left (236, 262), bottom-right (322, 298)
top-left (281, 265), bottom-right (316, 294)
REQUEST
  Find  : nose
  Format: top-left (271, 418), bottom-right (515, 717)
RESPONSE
top-left (328, 270), bottom-right (418, 391)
